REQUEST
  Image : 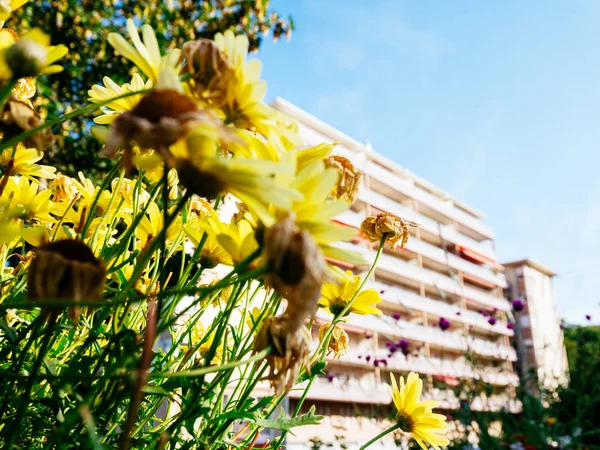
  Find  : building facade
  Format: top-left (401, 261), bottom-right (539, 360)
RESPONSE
top-left (504, 259), bottom-right (569, 394)
top-left (271, 98), bottom-right (521, 449)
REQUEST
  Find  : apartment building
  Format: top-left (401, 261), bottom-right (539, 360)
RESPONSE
top-left (271, 98), bottom-right (521, 450)
top-left (504, 259), bottom-right (568, 395)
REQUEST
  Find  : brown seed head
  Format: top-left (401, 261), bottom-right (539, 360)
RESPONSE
top-left (263, 214), bottom-right (326, 333)
top-left (181, 39), bottom-right (236, 107)
top-left (28, 239), bottom-right (106, 322)
top-left (0, 99), bottom-right (54, 151)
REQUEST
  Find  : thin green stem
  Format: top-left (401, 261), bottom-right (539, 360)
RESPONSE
top-left (359, 423), bottom-right (401, 450)
top-left (0, 79), bottom-right (16, 112)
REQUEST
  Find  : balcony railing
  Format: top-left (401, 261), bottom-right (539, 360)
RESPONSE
top-left (369, 281), bottom-right (514, 336)
top-left (341, 243), bottom-right (510, 311)
top-left (337, 209), bottom-right (507, 288)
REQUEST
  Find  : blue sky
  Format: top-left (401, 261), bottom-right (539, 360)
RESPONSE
top-left (257, 1), bottom-right (600, 324)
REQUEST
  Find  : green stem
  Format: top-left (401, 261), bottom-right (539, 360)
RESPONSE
top-left (0, 79), bottom-right (16, 112)
top-left (359, 423), bottom-right (401, 450)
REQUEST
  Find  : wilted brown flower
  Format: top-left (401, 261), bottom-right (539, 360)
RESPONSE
top-left (360, 212), bottom-right (409, 249)
top-left (28, 239), bottom-right (106, 322)
top-left (0, 98), bottom-right (54, 151)
top-left (253, 315), bottom-right (311, 394)
top-left (319, 322), bottom-right (349, 359)
top-left (101, 88), bottom-right (215, 170)
top-left (51, 173), bottom-right (78, 203)
top-left (263, 214), bottom-right (326, 332)
top-left (181, 39), bottom-right (236, 107)
top-left (324, 155), bottom-right (362, 204)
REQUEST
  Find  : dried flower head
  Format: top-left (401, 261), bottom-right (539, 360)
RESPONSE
top-left (189, 195), bottom-right (214, 220)
top-left (263, 214), bottom-right (326, 332)
top-left (319, 322), bottom-right (349, 359)
top-left (324, 155), bottom-right (362, 204)
top-left (28, 239), bottom-right (106, 322)
top-left (253, 315), bottom-right (311, 394)
top-left (0, 98), bottom-right (54, 151)
top-left (181, 39), bottom-right (236, 107)
top-left (101, 87), bottom-right (214, 170)
top-left (51, 173), bottom-right (78, 203)
top-left (360, 212), bottom-right (409, 249)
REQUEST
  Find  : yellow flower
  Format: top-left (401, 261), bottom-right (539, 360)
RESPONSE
top-left (361, 212), bottom-right (409, 249)
top-left (0, 176), bottom-right (54, 223)
top-left (246, 306), bottom-right (264, 334)
top-left (134, 202), bottom-right (182, 251)
top-left (107, 19), bottom-right (181, 83)
top-left (319, 270), bottom-right (382, 317)
top-left (319, 322), bottom-right (349, 359)
top-left (174, 127), bottom-right (301, 227)
top-left (388, 372), bottom-right (449, 450)
top-left (197, 213), bottom-right (259, 265)
top-left (190, 320), bottom-right (224, 365)
top-left (88, 74), bottom-right (152, 124)
top-left (281, 157), bottom-right (363, 265)
top-left (0, 0), bottom-right (29, 23)
top-left (212, 31), bottom-right (275, 132)
top-left (0, 28), bottom-right (67, 80)
top-left (184, 217), bottom-right (233, 268)
top-left (0, 144), bottom-right (56, 181)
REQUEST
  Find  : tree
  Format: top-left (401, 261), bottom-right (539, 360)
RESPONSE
top-left (7, 0), bottom-right (293, 177)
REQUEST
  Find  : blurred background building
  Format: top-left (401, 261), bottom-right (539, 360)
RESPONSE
top-left (504, 259), bottom-right (569, 395)
top-left (271, 98), bottom-right (523, 450)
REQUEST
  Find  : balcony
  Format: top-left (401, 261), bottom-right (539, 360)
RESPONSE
top-left (356, 189), bottom-right (498, 262)
top-left (337, 210), bottom-right (507, 288)
top-left (337, 313), bottom-right (516, 361)
top-left (369, 281), bottom-right (514, 336)
top-left (341, 243), bottom-right (510, 312)
top-left (360, 161), bottom-right (495, 241)
top-left (289, 377), bottom-right (390, 404)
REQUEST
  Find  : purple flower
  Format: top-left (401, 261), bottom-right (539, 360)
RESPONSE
top-left (398, 339), bottom-right (410, 356)
top-left (512, 299), bottom-right (525, 312)
top-left (455, 311), bottom-right (461, 316)
top-left (389, 345), bottom-right (397, 353)
top-left (365, 332), bottom-right (373, 339)
top-left (439, 317), bottom-right (451, 331)
top-left (392, 312), bottom-right (401, 320)
top-left (327, 374), bottom-right (335, 382)
top-left (507, 322), bottom-right (515, 330)
top-left (380, 290), bottom-right (385, 294)
top-left (380, 359), bottom-right (388, 366)
top-left (373, 359), bottom-right (380, 367)
top-left (385, 340), bottom-right (393, 347)
top-left (357, 355), bottom-right (362, 359)
top-left (388, 353), bottom-right (392, 357)
top-left (365, 355), bottom-right (371, 362)
top-left (488, 317), bottom-right (497, 325)
top-left (586, 314), bottom-right (592, 321)
top-left (477, 309), bottom-right (483, 315)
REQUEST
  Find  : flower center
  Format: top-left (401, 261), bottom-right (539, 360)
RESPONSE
top-left (329, 298), bottom-right (348, 317)
top-left (396, 410), bottom-right (415, 433)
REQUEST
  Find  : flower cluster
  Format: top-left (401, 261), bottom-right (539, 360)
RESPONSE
top-left (0, 8), bottom-right (448, 450)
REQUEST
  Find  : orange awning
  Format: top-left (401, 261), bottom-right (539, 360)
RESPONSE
top-left (326, 257), bottom-right (355, 270)
top-left (462, 272), bottom-right (496, 289)
top-left (459, 246), bottom-right (502, 269)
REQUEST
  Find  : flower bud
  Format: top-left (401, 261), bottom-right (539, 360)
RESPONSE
top-left (5, 37), bottom-right (48, 78)
top-left (28, 239), bottom-right (106, 322)
top-left (324, 155), bottom-right (362, 204)
top-left (360, 212), bottom-right (409, 249)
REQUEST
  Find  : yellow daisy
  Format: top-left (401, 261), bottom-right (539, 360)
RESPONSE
top-left (107, 19), bottom-right (181, 83)
top-left (0, 28), bottom-right (67, 80)
top-left (88, 74), bottom-right (152, 124)
top-left (197, 213), bottom-right (259, 265)
top-left (0, 0), bottom-right (29, 23)
top-left (0, 144), bottom-right (56, 181)
top-left (0, 176), bottom-right (54, 223)
top-left (318, 270), bottom-right (382, 317)
top-left (134, 201), bottom-right (183, 251)
top-left (389, 372), bottom-right (449, 450)
top-left (184, 216), bottom-right (233, 268)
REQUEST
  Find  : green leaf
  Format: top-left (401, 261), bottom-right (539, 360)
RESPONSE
top-left (297, 361), bottom-right (326, 384)
top-left (254, 405), bottom-right (323, 435)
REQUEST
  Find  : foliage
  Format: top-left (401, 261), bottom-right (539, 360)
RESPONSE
top-left (7, 0), bottom-right (293, 178)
